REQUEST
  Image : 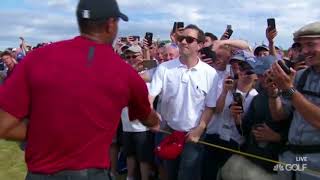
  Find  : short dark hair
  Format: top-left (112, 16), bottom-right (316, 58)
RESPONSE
top-left (0, 51), bottom-right (12, 58)
top-left (205, 32), bottom-right (218, 41)
top-left (184, 24), bottom-right (205, 43)
top-left (77, 18), bottom-right (108, 34)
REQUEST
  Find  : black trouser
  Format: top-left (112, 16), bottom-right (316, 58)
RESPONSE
top-left (26, 169), bottom-right (113, 180)
top-left (201, 134), bottom-right (240, 180)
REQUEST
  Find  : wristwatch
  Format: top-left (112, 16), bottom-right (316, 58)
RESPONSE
top-left (281, 87), bottom-right (297, 100)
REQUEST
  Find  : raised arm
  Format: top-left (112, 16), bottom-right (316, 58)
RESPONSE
top-left (266, 27), bottom-right (277, 57)
top-left (215, 77), bottom-right (234, 113)
top-left (213, 39), bottom-right (251, 51)
top-left (271, 63), bottom-right (320, 129)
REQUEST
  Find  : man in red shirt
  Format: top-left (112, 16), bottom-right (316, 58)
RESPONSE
top-left (0, 0), bottom-right (160, 179)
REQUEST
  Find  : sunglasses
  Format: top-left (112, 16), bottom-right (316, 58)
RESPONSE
top-left (125, 55), bottom-right (139, 59)
top-left (244, 70), bottom-right (255, 75)
top-left (177, 36), bottom-right (199, 44)
top-left (240, 67), bottom-right (255, 75)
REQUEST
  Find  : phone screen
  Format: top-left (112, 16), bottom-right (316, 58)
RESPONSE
top-left (226, 65), bottom-right (232, 75)
top-left (229, 65), bottom-right (238, 80)
top-left (172, 22), bottom-right (177, 32)
top-left (232, 92), bottom-right (243, 111)
top-left (199, 47), bottom-right (216, 60)
top-left (177, 22), bottom-right (184, 29)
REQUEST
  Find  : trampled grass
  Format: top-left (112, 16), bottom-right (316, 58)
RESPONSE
top-left (0, 140), bottom-right (26, 180)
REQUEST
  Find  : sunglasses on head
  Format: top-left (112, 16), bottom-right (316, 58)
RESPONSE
top-left (125, 55), bottom-right (139, 59)
top-left (177, 36), bottom-right (199, 44)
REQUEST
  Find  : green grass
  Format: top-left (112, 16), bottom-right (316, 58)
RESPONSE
top-left (0, 140), bottom-right (26, 180)
top-left (0, 140), bottom-right (128, 180)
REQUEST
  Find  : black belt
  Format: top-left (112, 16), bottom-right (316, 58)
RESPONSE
top-left (284, 144), bottom-right (320, 154)
top-left (29, 168), bottom-right (110, 177)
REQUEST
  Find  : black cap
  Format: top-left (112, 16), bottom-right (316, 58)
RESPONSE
top-left (76, 0), bottom-right (128, 22)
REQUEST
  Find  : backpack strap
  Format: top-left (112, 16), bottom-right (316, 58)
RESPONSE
top-left (296, 68), bottom-right (320, 98)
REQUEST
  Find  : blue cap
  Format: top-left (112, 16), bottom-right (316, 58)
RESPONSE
top-left (245, 55), bottom-right (277, 75)
top-left (230, 50), bottom-right (256, 69)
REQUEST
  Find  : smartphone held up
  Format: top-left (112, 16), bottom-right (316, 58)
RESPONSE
top-left (173, 22), bottom-right (184, 33)
top-left (199, 47), bottom-right (216, 61)
top-left (278, 60), bottom-right (291, 75)
top-left (267, 18), bottom-right (276, 31)
top-left (144, 32), bottom-right (153, 47)
top-left (232, 92), bottom-right (244, 112)
top-left (225, 25), bottom-right (233, 39)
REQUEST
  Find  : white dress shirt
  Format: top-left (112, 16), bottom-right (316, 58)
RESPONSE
top-left (149, 58), bottom-right (219, 131)
top-left (206, 88), bottom-right (258, 144)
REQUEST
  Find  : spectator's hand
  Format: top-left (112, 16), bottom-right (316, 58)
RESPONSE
top-left (114, 39), bottom-right (125, 52)
top-left (149, 123), bottom-right (161, 132)
top-left (223, 76), bottom-right (234, 93)
top-left (292, 61), bottom-right (308, 71)
top-left (176, 28), bottom-right (184, 36)
top-left (186, 123), bottom-right (206, 143)
top-left (252, 123), bottom-right (281, 143)
top-left (230, 102), bottom-right (242, 125)
top-left (200, 54), bottom-right (213, 66)
top-left (220, 31), bottom-right (230, 40)
top-left (266, 27), bottom-right (277, 43)
top-left (148, 112), bottom-right (161, 132)
top-left (142, 38), bottom-right (150, 50)
top-left (270, 62), bottom-right (296, 90)
top-left (170, 32), bottom-right (177, 43)
top-left (131, 60), bottom-right (144, 72)
top-left (19, 37), bottom-right (25, 42)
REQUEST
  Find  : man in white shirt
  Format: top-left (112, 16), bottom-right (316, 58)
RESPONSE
top-left (121, 46), bottom-right (155, 180)
top-left (149, 24), bottom-right (219, 180)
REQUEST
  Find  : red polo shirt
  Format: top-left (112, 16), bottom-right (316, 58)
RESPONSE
top-left (0, 36), bottom-right (151, 173)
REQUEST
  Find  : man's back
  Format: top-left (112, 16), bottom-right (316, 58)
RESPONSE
top-left (0, 36), bottom-right (150, 173)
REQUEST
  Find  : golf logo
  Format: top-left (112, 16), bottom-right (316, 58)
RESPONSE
top-left (273, 156), bottom-right (308, 172)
